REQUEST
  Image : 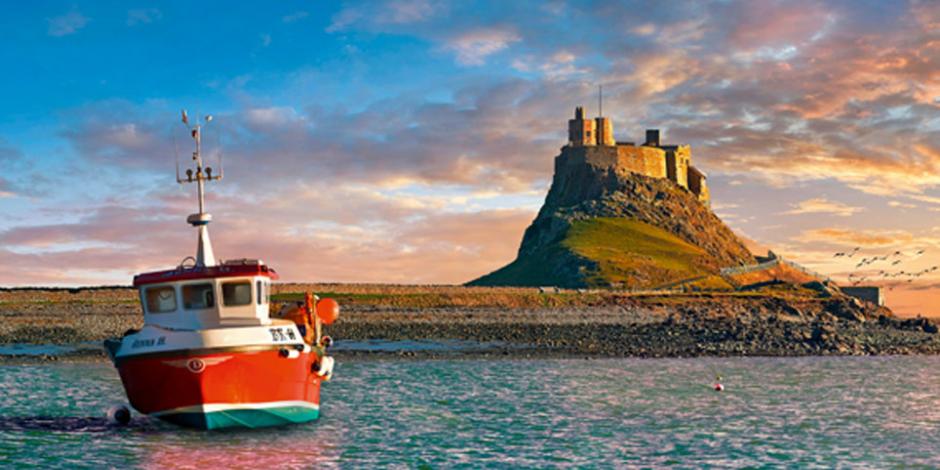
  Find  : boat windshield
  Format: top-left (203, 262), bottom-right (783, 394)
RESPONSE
top-left (182, 283), bottom-right (215, 310)
top-left (145, 286), bottom-right (177, 313)
top-left (222, 281), bottom-right (253, 306)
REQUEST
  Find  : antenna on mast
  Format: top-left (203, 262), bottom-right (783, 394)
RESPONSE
top-left (598, 84), bottom-right (603, 117)
top-left (177, 110), bottom-right (223, 268)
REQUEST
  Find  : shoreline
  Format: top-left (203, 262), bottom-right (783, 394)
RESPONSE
top-left (4, 342), bottom-right (940, 366)
top-left (1, 285), bottom-right (938, 363)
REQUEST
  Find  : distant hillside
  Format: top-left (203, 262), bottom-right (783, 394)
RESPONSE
top-left (473, 217), bottom-right (734, 290)
top-left (470, 147), bottom-right (754, 288)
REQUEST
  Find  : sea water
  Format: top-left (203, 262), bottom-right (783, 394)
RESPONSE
top-left (0, 356), bottom-right (938, 468)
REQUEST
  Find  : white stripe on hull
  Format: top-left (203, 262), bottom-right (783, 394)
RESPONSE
top-left (115, 323), bottom-right (306, 360)
top-left (151, 400), bottom-right (319, 416)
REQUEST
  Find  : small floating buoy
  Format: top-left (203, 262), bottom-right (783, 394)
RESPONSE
top-left (106, 405), bottom-right (131, 425)
top-left (713, 374), bottom-right (724, 392)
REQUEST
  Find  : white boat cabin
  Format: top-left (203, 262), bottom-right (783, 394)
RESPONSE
top-left (133, 259), bottom-right (278, 330)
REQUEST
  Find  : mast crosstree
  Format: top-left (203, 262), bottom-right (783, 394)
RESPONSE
top-left (176, 110), bottom-right (223, 267)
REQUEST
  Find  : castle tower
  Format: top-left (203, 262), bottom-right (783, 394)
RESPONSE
top-left (568, 106), bottom-right (596, 147)
top-left (595, 117), bottom-right (614, 146)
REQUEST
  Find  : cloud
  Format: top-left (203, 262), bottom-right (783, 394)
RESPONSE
top-left (0, 189), bottom-right (535, 285)
top-left (47, 10), bottom-right (88, 37)
top-left (782, 198), bottom-right (863, 217)
top-left (795, 228), bottom-right (915, 248)
top-left (631, 23), bottom-right (656, 36)
top-left (513, 50), bottom-right (588, 80)
top-left (127, 8), bottom-right (162, 26)
top-left (0, 140), bottom-right (21, 163)
top-left (727, 0), bottom-right (833, 50)
top-left (282, 11), bottom-right (309, 23)
top-left (58, 81), bottom-right (579, 193)
top-left (443, 28), bottom-right (519, 66)
top-left (888, 200), bottom-right (917, 209)
top-left (619, 51), bottom-right (700, 97)
top-left (327, 0), bottom-right (438, 32)
top-left (326, 7), bottom-right (362, 32)
top-left (384, 0), bottom-right (436, 24)
top-left (0, 178), bottom-right (15, 198)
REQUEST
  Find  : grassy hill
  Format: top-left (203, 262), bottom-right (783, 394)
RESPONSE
top-left (472, 217), bottom-right (733, 290)
top-left (564, 218), bottom-right (730, 289)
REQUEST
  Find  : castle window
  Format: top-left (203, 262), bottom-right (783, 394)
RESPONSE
top-left (586, 131), bottom-right (592, 138)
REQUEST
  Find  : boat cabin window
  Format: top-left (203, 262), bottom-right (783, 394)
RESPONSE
top-left (256, 280), bottom-right (269, 305)
top-left (222, 281), bottom-right (253, 306)
top-left (182, 283), bottom-right (215, 310)
top-left (145, 286), bottom-right (177, 313)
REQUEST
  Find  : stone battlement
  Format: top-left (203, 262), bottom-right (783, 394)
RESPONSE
top-left (565, 107), bottom-right (709, 205)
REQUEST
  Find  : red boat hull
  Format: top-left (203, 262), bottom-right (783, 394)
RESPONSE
top-left (116, 346), bottom-right (322, 429)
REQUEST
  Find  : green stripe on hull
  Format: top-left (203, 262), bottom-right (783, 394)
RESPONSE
top-left (161, 406), bottom-right (320, 430)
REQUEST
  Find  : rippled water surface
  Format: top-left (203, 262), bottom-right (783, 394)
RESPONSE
top-left (1, 356), bottom-right (938, 468)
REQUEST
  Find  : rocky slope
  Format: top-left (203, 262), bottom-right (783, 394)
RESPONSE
top-left (471, 154), bottom-right (754, 288)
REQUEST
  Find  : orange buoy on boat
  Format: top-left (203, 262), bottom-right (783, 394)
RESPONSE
top-left (316, 298), bottom-right (340, 325)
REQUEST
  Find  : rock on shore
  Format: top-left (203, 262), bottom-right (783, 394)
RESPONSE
top-left (3, 287), bottom-right (937, 361)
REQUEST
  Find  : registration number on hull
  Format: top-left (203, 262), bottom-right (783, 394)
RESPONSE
top-left (268, 327), bottom-right (297, 342)
top-left (132, 336), bottom-right (167, 348)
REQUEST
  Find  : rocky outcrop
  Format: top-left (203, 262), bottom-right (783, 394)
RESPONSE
top-left (471, 148), bottom-right (754, 287)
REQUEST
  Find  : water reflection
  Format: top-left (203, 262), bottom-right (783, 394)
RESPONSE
top-left (137, 424), bottom-right (340, 469)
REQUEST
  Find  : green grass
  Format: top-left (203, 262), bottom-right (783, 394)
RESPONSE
top-left (562, 218), bottom-right (717, 289)
top-left (272, 290), bottom-right (610, 309)
top-left (467, 244), bottom-right (571, 287)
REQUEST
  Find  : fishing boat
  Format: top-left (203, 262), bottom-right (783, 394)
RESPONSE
top-left (104, 111), bottom-right (338, 430)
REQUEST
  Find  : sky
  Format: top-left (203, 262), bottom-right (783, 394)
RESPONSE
top-left (1, 0), bottom-right (939, 316)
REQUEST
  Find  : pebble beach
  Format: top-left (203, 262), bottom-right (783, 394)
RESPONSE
top-left (1, 285), bottom-right (938, 362)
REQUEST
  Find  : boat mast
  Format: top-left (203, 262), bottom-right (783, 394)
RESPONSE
top-left (177, 110), bottom-right (223, 267)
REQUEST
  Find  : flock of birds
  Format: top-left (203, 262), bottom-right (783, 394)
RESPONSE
top-left (835, 247), bottom-right (937, 290)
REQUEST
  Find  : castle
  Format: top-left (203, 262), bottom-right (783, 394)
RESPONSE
top-left (562, 106), bottom-right (710, 205)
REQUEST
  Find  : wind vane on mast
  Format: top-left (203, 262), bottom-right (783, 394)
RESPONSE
top-left (176, 109), bottom-right (224, 268)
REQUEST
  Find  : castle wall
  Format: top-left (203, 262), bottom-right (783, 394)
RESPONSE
top-left (616, 145), bottom-right (667, 178)
top-left (573, 145), bottom-right (618, 171)
top-left (688, 166), bottom-right (710, 205)
top-left (664, 145), bottom-right (690, 189)
top-left (558, 145), bottom-right (667, 181)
